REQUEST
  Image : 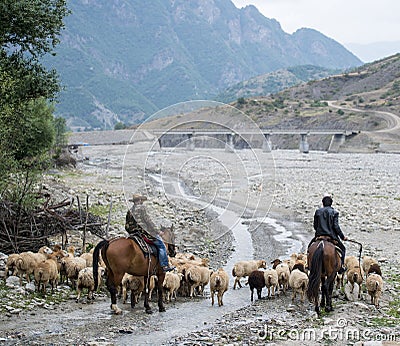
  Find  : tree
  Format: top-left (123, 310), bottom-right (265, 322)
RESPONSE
top-left (0, 0), bottom-right (69, 208)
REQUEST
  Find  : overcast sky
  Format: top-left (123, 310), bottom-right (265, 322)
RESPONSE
top-left (231, 0), bottom-right (400, 61)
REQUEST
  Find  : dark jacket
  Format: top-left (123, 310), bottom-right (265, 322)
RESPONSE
top-left (313, 206), bottom-right (344, 241)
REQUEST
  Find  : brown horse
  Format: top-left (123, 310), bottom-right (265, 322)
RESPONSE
top-left (306, 237), bottom-right (341, 316)
top-left (93, 226), bottom-right (176, 314)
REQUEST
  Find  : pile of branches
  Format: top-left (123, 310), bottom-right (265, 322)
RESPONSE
top-left (0, 198), bottom-right (105, 254)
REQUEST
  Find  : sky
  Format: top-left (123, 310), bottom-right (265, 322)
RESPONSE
top-left (231, 0), bottom-right (400, 62)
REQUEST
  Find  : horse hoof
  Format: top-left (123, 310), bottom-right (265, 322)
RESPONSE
top-left (146, 309), bottom-right (153, 314)
top-left (159, 307), bottom-right (166, 312)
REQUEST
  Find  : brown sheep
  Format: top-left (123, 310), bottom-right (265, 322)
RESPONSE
top-left (121, 274), bottom-right (144, 307)
top-left (210, 268), bottom-right (229, 307)
top-left (232, 259), bottom-right (267, 289)
top-left (5, 254), bottom-right (21, 278)
top-left (345, 256), bottom-right (359, 271)
top-left (247, 270), bottom-right (265, 302)
top-left (366, 273), bottom-right (384, 307)
top-left (185, 265), bottom-right (210, 297)
top-left (362, 256), bottom-right (379, 278)
top-left (367, 263), bottom-right (382, 277)
top-left (275, 263), bottom-right (290, 294)
top-left (33, 255), bottom-right (58, 294)
top-left (346, 265), bottom-right (364, 299)
top-left (263, 268), bottom-right (279, 298)
top-left (16, 246), bottom-right (53, 285)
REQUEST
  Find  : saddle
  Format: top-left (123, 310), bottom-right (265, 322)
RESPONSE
top-left (129, 231), bottom-right (158, 257)
top-left (314, 236), bottom-right (342, 256)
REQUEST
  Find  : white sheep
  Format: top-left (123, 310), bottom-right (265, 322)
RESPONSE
top-left (76, 267), bottom-right (105, 303)
top-left (163, 271), bottom-right (183, 302)
top-left (275, 263), bottom-right (290, 294)
top-left (345, 256), bottom-right (359, 271)
top-left (63, 256), bottom-right (87, 289)
top-left (209, 268), bottom-right (229, 306)
top-left (5, 253), bottom-right (21, 278)
top-left (289, 267), bottom-right (309, 303)
top-left (263, 268), bottom-right (279, 298)
top-left (366, 273), bottom-right (384, 307)
top-left (185, 265), bottom-right (210, 297)
top-left (232, 259), bottom-right (267, 289)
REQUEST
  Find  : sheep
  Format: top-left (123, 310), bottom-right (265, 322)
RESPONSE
top-left (80, 252), bottom-right (93, 267)
top-left (346, 265), bottom-right (364, 299)
top-left (275, 262), bottom-right (290, 294)
top-left (210, 268), bottom-right (229, 307)
top-left (120, 274), bottom-right (144, 307)
top-left (366, 273), bottom-right (384, 307)
top-left (247, 270), bottom-right (265, 302)
top-left (63, 256), bottom-right (87, 289)
top-left (16, 246), bottom-right (53, 285)
top-left (148, 275), bottom-right (158, 300)
top-left (76, 267), bottom-right (105, 303)
top-left (367, 263), bottom-right (382, 277)
top-left (289, 263), bottom-right (309, 303)
top-left (185, 265), bottom-right (210, 297)
top-left (362, 256), bottom-right (379, 278)
top-left (163, 271), bottom-right (183, 302)
top-left (5, 254), bottom-right (21, 278)
top-left (232, 259), bottom-right (267, 289)
top-left (263, 268), bottom-right (279, 298)
top-left (345, 256), bottom-right (359, 271)
top-left (33, 255), bottom-right (59, 294)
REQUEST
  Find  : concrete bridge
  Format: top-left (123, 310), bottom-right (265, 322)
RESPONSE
top-left (151, 129), bottom-right (357, 153)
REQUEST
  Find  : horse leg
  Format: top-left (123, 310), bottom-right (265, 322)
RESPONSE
top-left (320, 277), bottom-right (326, 308)
top-left (325, 280), bottom-right (335, 312)
top-left (143, 276), bottom-right (153, 314)
top-left (130, 290), bottom-right (136, 309)
top-left (157, 273), bottom-right (166, 312)
top-left (106, 273), bottom-right (123, 315)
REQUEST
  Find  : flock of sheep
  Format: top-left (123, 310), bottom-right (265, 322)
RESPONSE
top-left (3, 244), bottom-right (384, 311)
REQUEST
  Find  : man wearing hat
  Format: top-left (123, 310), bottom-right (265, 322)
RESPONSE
top-left (309, 195), bottom-right (347, 274)
top-left (126, 194), bottom-right (175, 272)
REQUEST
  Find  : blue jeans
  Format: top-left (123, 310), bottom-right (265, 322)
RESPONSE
top-left (153, 235), bottom-right (169, 267)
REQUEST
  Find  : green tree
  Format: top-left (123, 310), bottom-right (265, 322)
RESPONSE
top-left (0, 0), bottom-right (69, 208)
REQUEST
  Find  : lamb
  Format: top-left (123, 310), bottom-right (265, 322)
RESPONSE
top-left (76, 267), bottom-right (105, 303)
top-left (185, 265), bottom-right (211, 297)
top-left (33, 254), bottom-right (59, 294)
top-left (121, 274), bottom-right (144, 306)
top-left (289, 263), bottom-right (309, 303)
top-left (247, 270), bottom-right (265, 302)
top-left (263, 268), bottom-right (279, 298)
top-left (366, 273), bottom-right (384, 307)
top-left (209, 268), bottom-right (229, 306)
top-left (275, 262), bottom-right (290, 294)
top-left (362, 256), bottom-right (379, 277)
top-left (232, 259), bottom-right (267, 289)
top-left (163, 271), bottom-right (183, 302)
top-left (346, 265), bottom-right (364, 299)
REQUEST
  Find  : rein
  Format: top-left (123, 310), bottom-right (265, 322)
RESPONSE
top-left (346, 238), bottom-right (363, 274)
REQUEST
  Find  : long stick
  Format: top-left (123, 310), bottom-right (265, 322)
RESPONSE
top-left (346, 238), bottom-right (363, 273)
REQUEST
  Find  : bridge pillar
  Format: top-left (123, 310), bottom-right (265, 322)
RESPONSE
top-left (299, 133), bottom-right (309, 153)
top-left (262, 133), bottom-right (272, 152)
top-left (186, 133), bottom-right (195, 151)
top-left (225, 133), bottom-right (235, 152)
top-left (328, 133), bottom-right (346, 153)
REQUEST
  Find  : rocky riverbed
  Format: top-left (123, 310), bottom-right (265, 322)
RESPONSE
top-left (0, 145), bottom-right (399, 345)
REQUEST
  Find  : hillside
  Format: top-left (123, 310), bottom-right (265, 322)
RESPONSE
top-left (46, 0), bottom-right (361, 130)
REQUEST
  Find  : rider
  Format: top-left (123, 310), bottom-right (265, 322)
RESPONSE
top-left (309, 195), bottom-right (347, 274)
top-left (125, 194), bottom-right (175, 272)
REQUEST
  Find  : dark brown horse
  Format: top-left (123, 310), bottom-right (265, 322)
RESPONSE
top-left (93, 226), bottom-right (176, 314)
top-left (307, 237), bottom-right (341, 316)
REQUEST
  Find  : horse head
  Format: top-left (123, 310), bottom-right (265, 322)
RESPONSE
top-left (160, 225), bottom-right (176, 257)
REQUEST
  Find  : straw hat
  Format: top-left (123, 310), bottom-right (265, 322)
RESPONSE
top-left (129, 194), bottom-right (148, 203)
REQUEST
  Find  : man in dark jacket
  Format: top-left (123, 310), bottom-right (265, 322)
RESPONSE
top-left (310, 195), bottom-right (347, 274)
top-left (125, 194), bottom-right (175, 272)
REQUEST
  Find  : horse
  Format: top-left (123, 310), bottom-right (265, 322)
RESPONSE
top-left (306, 236), bottom-right (341, 316)
top-left (93, 225), bottom-right (176, 315)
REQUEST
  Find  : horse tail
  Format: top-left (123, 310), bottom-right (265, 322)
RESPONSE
top-left (307, 242), bottom-right (324, 303)
top-left (93, 240), bottom-right (109, 290)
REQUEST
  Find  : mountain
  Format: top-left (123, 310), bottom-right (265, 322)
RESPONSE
top-left (47, 0), bottom-right (362, 130)
top-left (216, 65), bottom-right (341, 103)
top-left (344, 41), bottom-right (400, 63)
